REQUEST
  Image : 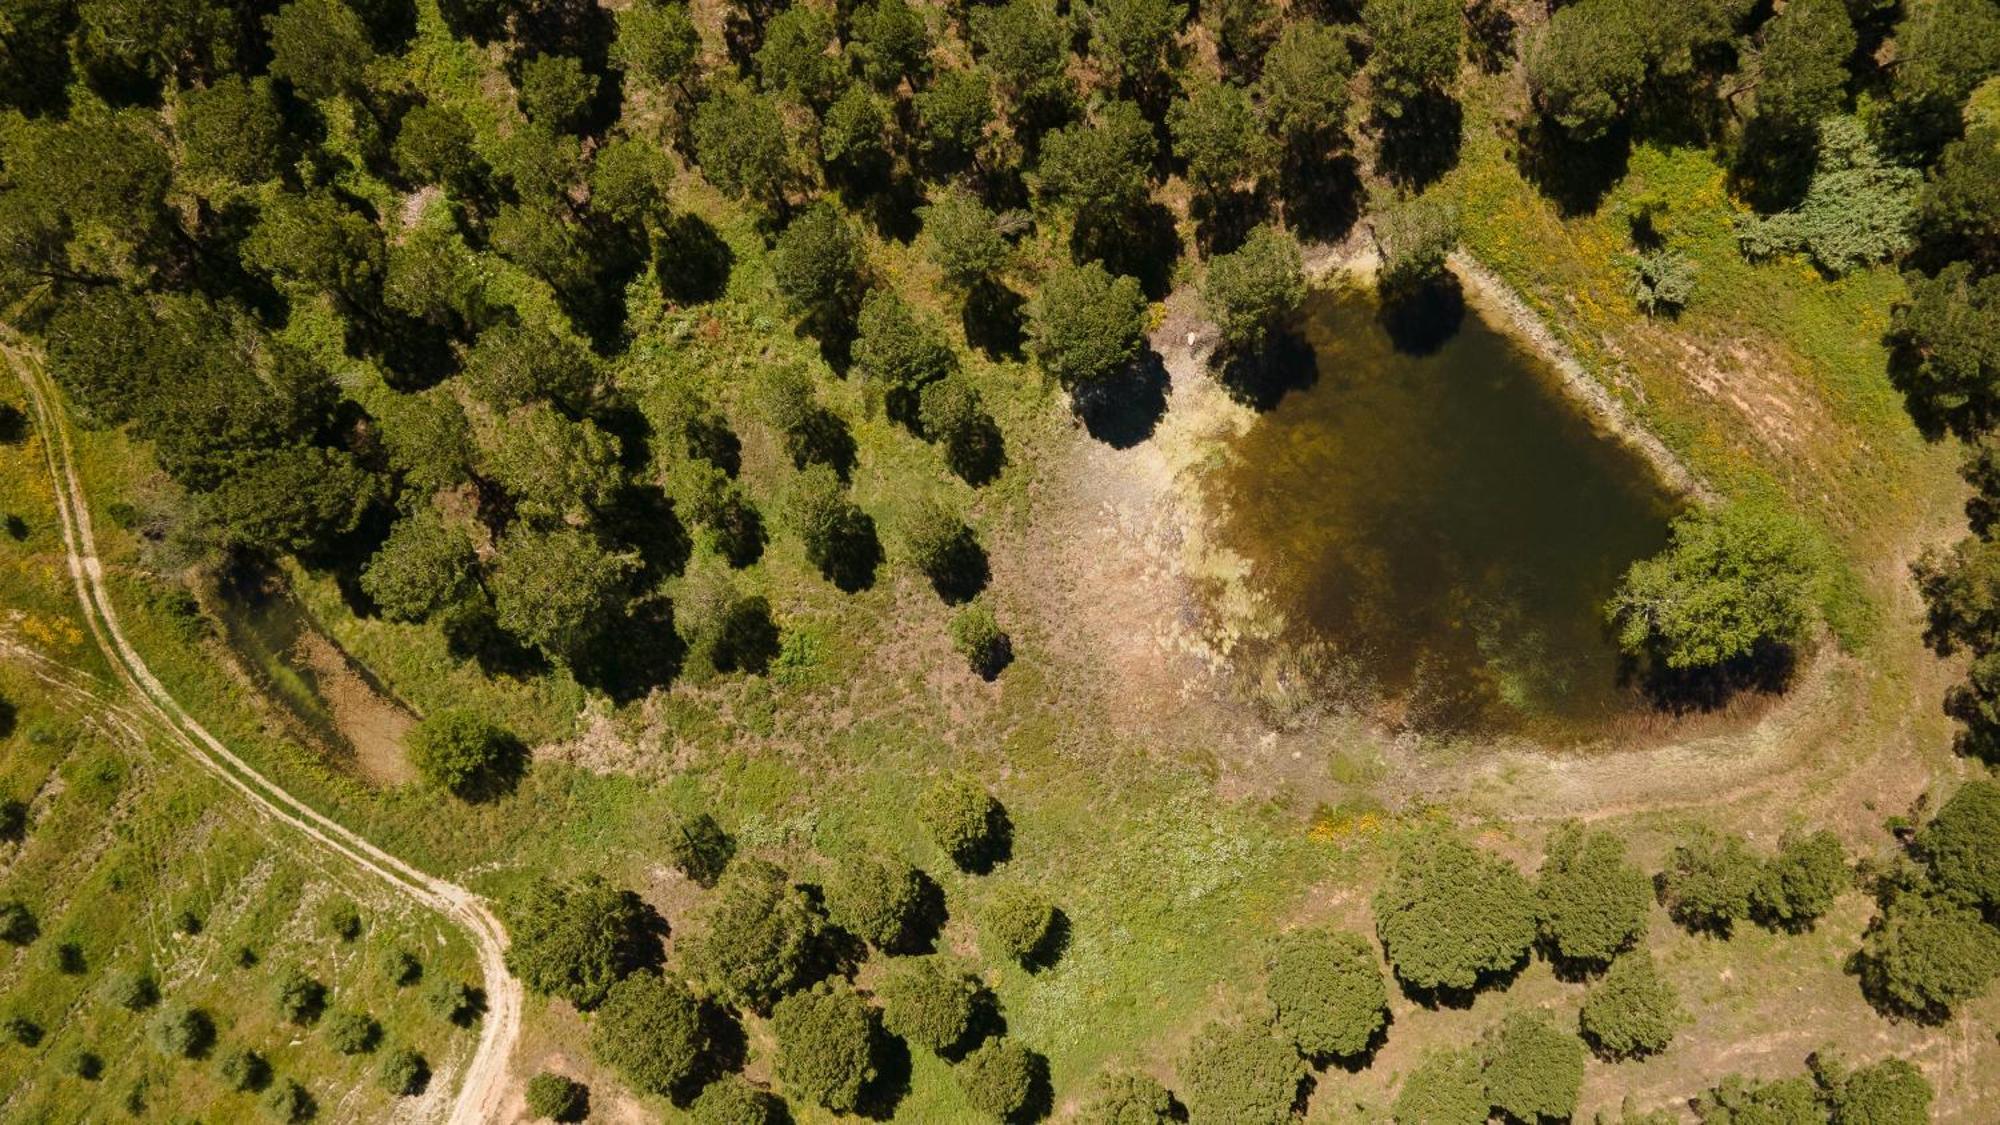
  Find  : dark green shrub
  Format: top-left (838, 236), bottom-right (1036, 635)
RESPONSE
top-left (151, 1003), bottom-right (216, 1059)
top-left (1373, 831), bottom-right (1536, 995)
top-left (274, 967), bottom-right (327, 1025)
top-left (957, 1037), bottom-right (1041, 1120)
top-left (321, 899), bottom-right (362, 942)
top-left (1177, 1022), bottom-right (1307, 1125)
top-left (0, 899), bottom-right (36, 945)
top-left (1920, 778), bottom-right (2000, 911)
top-left (263, 1078), bottom-right (315, 1123)
top-left (1855, 891), bottom-right (2000, 1020)
top-left (386, 949), bottom-right (423, 987)
top-left (427, 978), bottom-right (484, 1027)
top-left (950, 603), bottom-right (1012, 679)
top-left (378, 1047), bottom-right (429, 1096)
top-left (407, 709), bottom-right (518, 800)
top-left (1483, 1010), bottom-right (1585, 1124)
top-left (918, 776), bottom-right (1007, 871)
top-left (219, 1046), bottom-right (272, 1092)
top-left (4, 1014), bottom-right (42, 1046)
top-left (66, 1047), bottom-right (103, 1080)
top-left (589, 972), bottom-right (710, 1097)
top-left (1579, 952), bottom-right (1681, 1058)
top-left (773, 200), bottom-right (864, 333)
top-left (1028, 262), bottom-right (1147, 389)
top-left (1078, 1070), bottom-right (1177, 1124)
top-left (691, 1076), bottom-right (787, 1124)
top-left (53, 939), bottom-right (85, 974)
top-left (1266, 928), bottom-right (1388, 1061)
top-left (982, 884), bottom-right (1057, 965)
top-left (112, 968), bottom-right (160, 1011)
top-left (825, 852), bottom-right (931, 951)
top-left (324, 1010), bottom-right (381, 1055)
top-left (878, 955), bottom-right (984, 1054)
top-left (503, 875), bottom-right (662, 1010)
top-left (772, 981), bottom-right (878, 1113)
top-left (1392, 1047), bottom-right (1486, 1124)
top-left (1659, 827), bottom-right (1761, 935)
top-left (1202, 225), bottom-right (1306, 354)
top-left (1751, 829), bottom-right (1848, 929)
top-left (0, 798), bottom-right (25, 841)
top-left (1375, 198), bottom-right (1458, 297)
top-left (680, 858), bottom-right (823, 1013)
top-left (1535, 822), bottom-right (1652, 970)
top-left (1828, 1056), bottom-right (1931, 1123)
top-left (525, 1072), bottom-right (588, 1121)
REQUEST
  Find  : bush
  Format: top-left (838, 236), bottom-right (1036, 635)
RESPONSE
top-left (1579, 952), bottom-right (1681, 1058)
top-left (921, 189), bottom-right (1008, 291)
top-left (1535, 822), bottom-right (1652, 970)
top-left (219, 1047), bottom-right (272, 1092)
top-left (66, 1048), bottom-right (103, 1080)
top-left (1078, 1070), bottom-right (1177, 1124)
top-left (773, 200), bottom-right (864, 332)
top-left (825, 852), bottom-right (931, 951)
top-left (1265, 928), bottom-right (1388, 1061)
top-left (1373, 831), bottom-right (1537, 995)
top-left (1177, 1022), bottom-right (1307, 1125)
top-left (386, 949), bottom-right (423, 988)
top-left (957, 1037), bottom-right (1040, 1120)
top-left (1855, 891), bottom-right (2000, 1020)
top-left (274, 967), bottom-right (327, 1025)
top-left (1735, 117), bottom-right (1918, 276)
top-left (1751, 829), bottom-right (1848, 929)
top-left (1829, 1056), bottom-right (1931, 1123)
top-left (1694, 1072), bottom-right (1823, 1121)
top-left (503, 875), bottom-right (662, 1010)
top-left (951, 602), bottom-right (1012, 679)
top-left (1375, 198), bottom-right (1457, 296)
top-left (854, 290), bottom-right (957, 422)
top-left (0, 797), bottom-right (25, 841)
top-left (982, 883), bottom-right (1057, 965)
top-left (378, 1047), bottom-right (429, 1096)
top-left (772, 981), bottom-right (878, 1114)
top-left (525, 1072), bottom-right (589, 1121)
top-left (1610, 502), bottom-right (1822, 677)
top-left (0, 899), bottom-right (36, 945)
top-left (406, 709), bottom-right (518, 799)
top-left (664, 810), bottom-right (734, 888)
top-left (1363, 0), bottom-right (1462, 116)
top-left (321, 899), bottom-right (362, 942)
top-left (1625, 249), bottom-right (1697, 316)
top-left (263, 1078), bottom-right (315, 1123)
top-left (4, 1014), bottom-right (41, 1046)
top-left (900, 499), bottom-right (987, 604)
top-left (1202, 225), bottom-right (1307, 354)
top-left (1920, 778), bottom-right (2000, 911)
top-left (691, 1076), bottom-right (788, 1124)
top-left (427, 978), bottom-right (484, 1027)
top-left (324, 1010), bottom-right (381, 1055)
top-left (1392, 1047), bottom-right (1487, 1124)
top-left (112, 968), bottom-right (161, 1012)
top-left (1659, 828), bottom-right (1761, 935)
top-left (879, 955), bottom-right (984, 1053)
top-left (151, 1003), bottom-right (216, 1059)
top-left (680, 858), bottom-right (824, 1013)
top-left (919, 776), bottom-right (1007, 871)
top-left (1483, 1011), bottom-right (1585, 1124)
top-left (589, 971), bottom-right (710, 1097)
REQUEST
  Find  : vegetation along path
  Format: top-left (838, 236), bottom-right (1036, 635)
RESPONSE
top-left (2, 337), bottom-right (522, 1124)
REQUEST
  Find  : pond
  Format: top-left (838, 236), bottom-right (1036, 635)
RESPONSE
top-left (1208, 279), bottom-right (1686, 737)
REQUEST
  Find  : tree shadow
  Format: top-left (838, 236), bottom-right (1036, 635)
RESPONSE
top-left (962, 280), bottom-right (1027, 360)
top-left (712, 496), bottom-right (768, 569)
top-left (656, 213), bottom-right (735, 305)
top-left (787, 408), bottom-right (860, 481)
top-left (0, 404), bottom-right (24, 444)
top-left (603, 484), bottom-right (692, 586)
top-left (1376, 92), bottom-right (1463, 190)
top-left (711, 595), bottom-right (781, 674)
top-left (1729, 116), bottom-right (1818, 216)
top-left (1071, 202), bottom-right (1182, 300)
top-left (1070, 350), bottom-right (1170, 449)
top-left (1516, 118), bottom-right (1633, 218)
top-left (955, 803), bottom-right (1014, 875)
top-left (853, 171), bottom-right (928, 245)
top-left (454, 730), bottom-right (530, 804)
top-left (817, 510), bottom-right (883, 593)
top-left (1391, 953), bottom-right (1529, 1009)
top-left (442, 599), bottom-right (552, 679)
top-left (1466, 0), bottom-right (1517, 74)
top-left (1020, 908), bottom-right (1071, 974)
top-left (573, 596), bottom-right (685, 703)
top-left (885, 870), bottom-right (951, 955)
top-left (1013, 1049), bottom-right (1056, 1124)
top-left (1214, 330), bottom-right (1319, 411)
top-left (927, 531), bottom-right (990, 605)
top-left (674, 1003), bottom-right (750, 1106)
top-left (1627, 641), bottom-right (1796, 715)
top-left (939, 411), bottom-right (1008, 487)
top-left (856, 1026), bottom-right (913, 1120)
top-left (1193, 189), bottom-right (1272, 258)
top-left (1377, 273), bottom-right (1466, 357)
top-left (1277, 152), bottom-right (1363, 243)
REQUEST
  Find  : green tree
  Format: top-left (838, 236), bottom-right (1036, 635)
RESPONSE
top-left (1535, 821), bottom-right (1652, 970)
top-left (1393, 1047), bottom-right (1487, 1124)
top-left (1526, 0), bottom-right (1650, 140)
top-left (878, 956), bottom-right (983, 1053)
top-left (384, 225), bottom-right (487, 338)
top-left (589, 972), bottom-right (710, 1097)
top-left (243, 190), bottom-right (386, 304)
top-left (1177, 1022), bottom-right (1307, 1125)
top-left (178, 75), bottom-right (287, 188)
top-left (1607, 502), bottom-right (1820, 674)
top-left (1078, 1071), bottom-right (1177, 1124)
top-left (1920, 779), bottom-right (2000, 911)
top-left (274, 967), bottom-right (324, 1024)
top-left (1751, 828), bottom-right (1847, 929)
top-left (1579, 952), bottom-right (1681, 1058)
top-left (918, 775), bottom-right (1006, 870)
top-left (589, 137), bottom-right (674, 230)
top-left (691, 1077), bottom-right (788, 1124)
top-left (1694, 1072), bottom-right (1824, 1122)
top-left (1169, 79), bottom-right (1270, 199)
top-left (773, 200), bottom-right (865, 332)
top-left (1829, 1057), bottom-right (1931, 1124)
top-left (852, 0), bottom-right (931, 90)
top-left (394, 104), bottom-right (485, 193)
top-left (1736, 117), bottom-right (1919, 277)
top-left (1089, 0), bottom-right (1186, 84)
top-left (526, 1072), bottom-right (588, 1121)
top-left (772, 982), bottom-right (878, 1113)
top-left (1037, 100), bottom-right (1156, 216)
top-left (1659, 827), bottom-right (1761, 934)
top-left (218, 1047), bottom-right (271, 1092)
top-left (680, 858), bottom-right (824, 1013)
top-left (518, 54), bottom-right (598, 133)
top-left (821, 85), bottom-right (891, 183)
top-left (900, 499), bottom-right (986, 603)
top-left (781, 463), bottom-right (879, 589)
top-left (824, 852), bottom-right (930, 950)
top-left (464, 322), bottom-right (598, 414)
top-left (970, 0), bottom-right (1074, 120)
top-left (264, 1078), bottom-right (315, 1123)
top-left (483, 406), bottom-right (625, 524)
top-left (503, 875), bottom-right (661, 1010)
top-left (854, 289), bottom-right (957, 421)
top-left (1484, 1010), bottom-right (1585, 1124)
top-left (325, 1009), bottom-right (381, 1054)
top-left (379, 1047), bottom-right (429, 1096)
top-left (1265, 928), bottom-right (1387, 1062)
top-left (199, 446), bottom-right (385, 557)
top-left (405, 708), bottom-right (515, 799)
top-left (1754, 0), bottom-right (1856, 130)
top-left (1887, 0), bottom-right (2000, 152)
top-left (151, 1003), bottom-right (216, 1058)
top-left (613, 0), bottom-right (699, 92)
top-left (958, 1037), bottom-right (1040, 1120)
top-left (497, 124), bottom-right (585, 204)
top-left (1202, 225), bottom-right (1305, 354)
top-left (1855, 891), bottom-right (2000, 1020)
top-left (379, 387), bottom-right (474, 494)
top-left (1375, 197), bottom-right (1458, 295)
top-left (1373, 831), bottom-right (1537, 995)
top-left (362, 508), bottom-right (476, 624)
top-left (1916, 128), bottom-right (2000, 275)
top-left (0, 109), bottom-right (174, 295)
top-left (920, 375), bottom-right (1004, 486)
top-left (693, 87), bottom-right (792, 213)
top-left (1888, 263), bottom-right (2000, 441)
top-left (1258, 22), bottom-right (1354, 157)
top-left (0, 899), bottom-right (35, 945)
top-left (266, 0), bottom-right (375, 101)
top-left (915, 68), bottom-right (995, 169)
top-left (488, 526), bottom-right (639, 664)
top-left (756, 4), bottom-right (845, 108)
top-left (983, 883), bottom-right (1057, 964)
top-left (1363, 0), bottom-right (1462, 118)
top-left (921, 189), bottom-right (1008, 292)
top-left (1029, 262), bottom-right (1148, 388)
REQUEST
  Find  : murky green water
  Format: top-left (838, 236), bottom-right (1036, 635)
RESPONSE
top-left (1212, 281), bottom-right (1685, 736)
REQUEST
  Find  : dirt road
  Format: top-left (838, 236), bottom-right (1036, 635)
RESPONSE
top-left (3, 341), bottom-right (522, 1124)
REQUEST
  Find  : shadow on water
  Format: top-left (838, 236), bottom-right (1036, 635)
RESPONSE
top-left (1209, 280), bottom-right (1686, 738)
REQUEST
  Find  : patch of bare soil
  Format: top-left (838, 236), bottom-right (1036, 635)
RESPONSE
top-left (290, 630), bottom-right (418, 786)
